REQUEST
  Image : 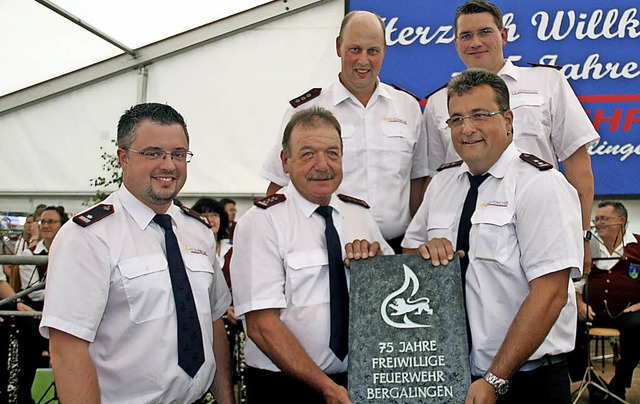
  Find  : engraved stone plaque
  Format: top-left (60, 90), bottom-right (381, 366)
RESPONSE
top-left (348, 254), bottom-right (470, 403)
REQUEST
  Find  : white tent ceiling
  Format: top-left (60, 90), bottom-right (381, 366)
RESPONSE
top-left (0, 0), bottom-right (343, 213)
top-left (1, 0), bottom-right (271, 96)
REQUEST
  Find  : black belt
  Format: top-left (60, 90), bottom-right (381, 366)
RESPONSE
top-left (519, 353), bottom-right (567, 372)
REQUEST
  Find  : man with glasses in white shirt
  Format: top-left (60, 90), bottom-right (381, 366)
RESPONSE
top-left (40, 103), bottom-right (234, 404)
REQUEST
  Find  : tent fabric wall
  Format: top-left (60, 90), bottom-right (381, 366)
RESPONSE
top-left (1, 0), bottom-right (343, 212)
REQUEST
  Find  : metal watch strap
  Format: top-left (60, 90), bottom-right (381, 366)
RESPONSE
top-left (483, 371), bottom-right (509, 395)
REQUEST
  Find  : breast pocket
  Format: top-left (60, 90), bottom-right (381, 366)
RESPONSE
top-left (184, 254), bottom-right (216, 315)
top-left (511, 95), bottom-right (550, 138)
top-left (286, 249), bottom-right (330, 307)
top-left (340, 123), bottom-right (359, 174)
top-left (426, 212), bottom-right (456, 242)
top-left (382, 123), bottom-right (415, 176)
top-left (118, 254), bottom-right (173, 324)
top-left (471, 209), bottom-right (514, 262)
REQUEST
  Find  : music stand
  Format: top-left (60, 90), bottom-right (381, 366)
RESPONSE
top-left (571, 240), bottom-right (628, 403)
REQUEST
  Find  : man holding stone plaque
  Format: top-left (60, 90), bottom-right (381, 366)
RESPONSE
top-left (232, 107), bottom-right (393, 403)
top-left (402, 70), bottom-right (582, 403)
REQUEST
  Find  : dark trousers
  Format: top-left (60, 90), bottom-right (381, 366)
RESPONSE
top-left (245, 367), bottom-right (347, 404)
top-left (473, 360), bottom-right (570, 404)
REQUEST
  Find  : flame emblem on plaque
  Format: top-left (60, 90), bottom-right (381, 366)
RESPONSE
top-left (381, 264), bottom-right (433, 329)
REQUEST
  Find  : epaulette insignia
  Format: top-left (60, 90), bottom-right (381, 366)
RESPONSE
top-left (519, 153), bottom-right (553, 170)
top-left (391, 84), bottom-right (421, 102)
top-left (180, 206), bottom-right (211, 227)
top-left (73, 204), bottom-right (115, 227)
top-left (254, 194), bottom-right (286, 209)
top-left (289, 88), bottom-right (322, 108)
top-left (527, 62), bottom-right (562, 70)
top-left (424, 83), bottom-right (448, 102)
top-left (436, 160), bottom-right (463, 172)
top-left (337, 194), bottom-right (370, 209)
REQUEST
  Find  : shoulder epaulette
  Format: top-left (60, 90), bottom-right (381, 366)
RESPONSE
top-left (519, 153), bottom-right (553, 170)
top-left (73, 204), bottom-right (115, 227)
top-left (527, 62), bottom-right (562, 70)
top-left (391, 84), bottom-right (421, 103)
top-left (289, 88), bottom-right (322, 108)
top-left (337, 194), bottom-right (370, 209)
top-left (424, 83), bottom-right (448, 101)
top-left (180, 206), bottom-right (211, 227)
top-left (254, 194), bottom-right (286, 209)
top-left (436, 160), bottom-right (463, 172)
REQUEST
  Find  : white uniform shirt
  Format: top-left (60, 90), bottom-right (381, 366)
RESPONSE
top-left (232, 184), bottom-right (393, 373)
top-left (17, 239), bottom-right (46, 301)
top-left (260, 79), bottom-right (430, 240)
top-left (40, 186), bottom-right (232, 404)
top-left (402, 144), bottom-right (582, 375)
top-left (424, 60), bottom-right (600, 175)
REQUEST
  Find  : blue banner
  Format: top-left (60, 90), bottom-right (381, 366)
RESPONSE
top-left (347, 0), bottom-right (640, 195)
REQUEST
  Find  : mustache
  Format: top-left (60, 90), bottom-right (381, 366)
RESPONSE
top-left (306, 171), bottom-right (335, 181)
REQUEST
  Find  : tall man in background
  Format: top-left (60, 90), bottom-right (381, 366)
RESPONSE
top-left (423, 0), bottom-right (599, 273)
top-left (261, 10), bottom-right (429, 252)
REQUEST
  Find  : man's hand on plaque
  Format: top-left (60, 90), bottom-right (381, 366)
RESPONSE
top-left (344, 239), bottom-right (382, 268)
top-left (418, 238), bottom-right (463, 266)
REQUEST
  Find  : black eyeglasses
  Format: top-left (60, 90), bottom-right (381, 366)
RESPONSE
top-left (38, 219), bottom-right (61, 225)
top-left (126, 148), bottom-right (193, 163)
top-left (445, 110), bottom-right (504, 129)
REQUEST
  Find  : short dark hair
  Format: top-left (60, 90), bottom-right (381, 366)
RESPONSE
top-left (282, 106), bottom-right (342, 157)
top-left (220, 198), bottom-right (236, 206)
top-left (339, 10), bottom-right (386, 41)
top-left (598, 201), bottom-right (628, 226)
top-left (447, 69), bottom-right (510, 112)
top-left (454, 0), bottom-right (504, 37)
top-left (43, 206), bottom-right (69, 226)
top-left (117, 103), bottom-right (189, 149)
top-left (191, 198), bottom-right (229, 240)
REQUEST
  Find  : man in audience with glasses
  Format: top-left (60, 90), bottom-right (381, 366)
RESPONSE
top-left (403, 69), bottom-right (582, 403)
top-left (40, 103), bottom-right (234, 403)
top-left (423, 0), bottom-right (599, 276)
top-left (573, 201), bottom-right (640, 402)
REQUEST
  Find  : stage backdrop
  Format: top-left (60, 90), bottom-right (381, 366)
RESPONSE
top-left (347, 0), bottom-right (640, 196)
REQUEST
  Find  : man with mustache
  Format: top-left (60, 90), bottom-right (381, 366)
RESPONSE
top-left (423, 0), bottom-right (599, 275)
top-left (40, 103), bottom-right (234, 403)
top-left (232, 107), bottom-right (393, 403)
top-left (260, 10), bottom-right (429, 253)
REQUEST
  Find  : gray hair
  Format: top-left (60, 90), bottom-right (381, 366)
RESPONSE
top-left (282, 106), bottom-right (342, 157)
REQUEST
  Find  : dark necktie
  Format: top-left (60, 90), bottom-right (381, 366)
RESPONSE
top-left (455, 173), bottom-right (489, 351)
top-left (153, 214), bottom-right (205, 377)
top-left (315, 205), bottom-right (349, 360)
top-left (456, 173), bottom-right (490, 277)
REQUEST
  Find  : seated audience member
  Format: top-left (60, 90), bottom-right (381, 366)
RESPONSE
top-left (574, 201), bottom-right (640, 402)
top-left (192, 198), bottom-right (232, 280)
top-left (220, 198), bottom-right (238, 240)
top-left (18, 206), bottom-right (69, 310)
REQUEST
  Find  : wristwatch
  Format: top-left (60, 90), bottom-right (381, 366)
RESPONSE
top-left (583, 230), bottom-right (592, 241)
top-left (483, 371), bottom-right (509, 395)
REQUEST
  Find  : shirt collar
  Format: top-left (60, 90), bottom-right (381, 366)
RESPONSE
top-left (333, 76), bottom-right (385, 107)
top-left (286, 183), bottom-right (343, 219)
top-left (34, 239), bottom-right (47, 254)
top-left (497, 59), bottom-right (518, 82)
top-left (457, 142), bottom-right (518, 181)
top-left (119, 185), bottom-right (178, 230)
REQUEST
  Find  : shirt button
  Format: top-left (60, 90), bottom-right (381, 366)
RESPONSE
top-left (606, 279), bottom-right (610, 283)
